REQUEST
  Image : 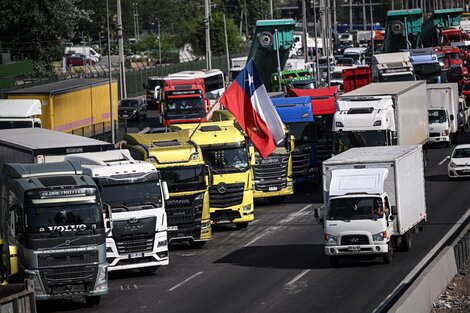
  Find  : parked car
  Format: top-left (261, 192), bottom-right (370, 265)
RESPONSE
top-left (66, 54), bottom-right (94, 66)
top-left (118, 97), bottom-right (147, 120)
top-left (447, 144), bottom-right (470, 179)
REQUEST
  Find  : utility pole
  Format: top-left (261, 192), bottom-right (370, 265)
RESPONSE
top-left (321, 0), bottom-right (327, 57)
top-left (363, 0), bottom-right (367, 30)
top-left (370, 0), bottom-right (374, 55)
top-left (204, 0), bottom-right (212, 70)
top-left (136, 4), bottom-right (140, 40)
top-left (349, 0), bottom-right (353, 31)
top-left (157, 19), bottom-right (161, 64)
top-left (117, 0), bottom-right (127, 100)
top-left (244, 0), bottom-right (249, 40)
top-left (302, 0), bottom-right (308, 63)
top-left (224, 14), bottom-right (230, 77)
top-left (391, 0), bottom-right (394, 10)
top-left (106, 0), bottom-right (115, 144)
top-left (270, 0), bottom-right (273, 19)
top-left (313, 0), bottom-right (320, 84)
top-left (333, 0), bottom-right (337, 35)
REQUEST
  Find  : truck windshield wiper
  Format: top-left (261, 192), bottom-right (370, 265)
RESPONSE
top-left (112, 204), bottom-right (130, 212)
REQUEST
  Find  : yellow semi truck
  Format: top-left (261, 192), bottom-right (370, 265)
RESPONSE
top-left (124, 130), bottom-right (212, 246)
top-left (171, 122), bottom-right (255, 229)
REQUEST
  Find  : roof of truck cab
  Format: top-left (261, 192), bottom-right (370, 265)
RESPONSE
top-left (0, 128), bottom-right (114, 152)
top-left (170, 122), bottom-right (245, 146)
top-left (339, 81), bottom-right (425, 98)
top-left (324, 145), bottom-right (421, 166)
top-left (0, 99), bottom-right (42, 117)
top-left (6, 78), bottom-right (114, 96)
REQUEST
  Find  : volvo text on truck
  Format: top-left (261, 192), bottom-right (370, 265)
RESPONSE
top-left (124, 130), bottom-right (212, 247)
top-left (317, 145), bottom-right (427, 266)
top-left (1, 160), bottom-right (109, 304)
top-left (64, 150), bottom-right (170, 273)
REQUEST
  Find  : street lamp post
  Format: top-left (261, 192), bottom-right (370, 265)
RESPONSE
top-left (157, 19), bottom-right (161, 64)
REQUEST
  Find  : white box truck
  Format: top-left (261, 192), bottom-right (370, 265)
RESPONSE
top-left (0, 99), bottom-right (42, 129)
top-left (317, 145), bottom-right (427, 266)
top-left (333, 81), bottom-right (429, 157)
top-left (426, 83), bottom-right (460, 147)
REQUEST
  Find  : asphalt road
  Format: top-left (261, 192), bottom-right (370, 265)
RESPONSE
top-left (37, 120), bottom-right (470, 313)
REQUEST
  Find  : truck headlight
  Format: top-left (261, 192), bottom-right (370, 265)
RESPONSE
top-left (335, 122), bottom-right (344, 127)
top-left (200, 221), bottom-right (211, 230)
top-left (442, 130), bottom-right (449, 136)
top-left (157, 240), bottom-right (167, 247)
top-left (324, 234), bottom-right (337, 245)
top-left (372, 232), bottom-right (385, 242)
top-left (243, 205), bottom-right (251, 213)
top-left (373, 120), bottom-right (382, 126)
top-left (192, 193), bottom-right (204, 210)
top-left (95, 266), bottom-right (108, 292)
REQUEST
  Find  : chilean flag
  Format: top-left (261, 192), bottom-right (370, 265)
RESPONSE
top-left (220, 60), bottom-right (285, 158)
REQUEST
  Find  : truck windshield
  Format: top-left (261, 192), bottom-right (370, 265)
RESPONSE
top-left (333, 130), bottom-right (387, 154)
top-left (0, 121), bottom-right (34, 129)
top-left (159, 165), bottom-right (206, 193)
top-left (428, 110), bottom-right (447, 124)
top-left (99, 181), bottom-right (163, 210)
top-left (202, 146), bottom-right (249, 174)
top-left (327, 197), bottom-right (384, 220)
top-left (286, 122), bottom-right (315, 145)
top-left (24, 203), bottom-right (104, 233)
top-left (165, 97), bottom-right (205, 119)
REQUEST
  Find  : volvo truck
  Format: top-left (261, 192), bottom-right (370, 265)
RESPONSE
top-left (318, 145), bottom-right (427, 266)
top-left (123, 130), bottom-right (212, 247)
top-left (171, 122), bottom-right (255, 229)
top-left (64, 150), bottom-right (170, 273)
top-left (333, 81), bottom-right (429, 156)
top-left (0, 160), bottom-right (108, 304)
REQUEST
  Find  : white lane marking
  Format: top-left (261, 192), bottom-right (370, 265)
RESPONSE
top-left (438, 157), bottom-right (448, 166)
top-left (372, 208), bottom-right (470, 313)
top-left (168, 271), bottom-right (203, 291)
top-left (285, 269), bottom-right (311, 286)
top-left (244, 204), bottom-right (312, 247)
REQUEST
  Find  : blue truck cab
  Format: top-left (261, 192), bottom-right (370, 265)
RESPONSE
top-left (406, 48), bottom-right (442, 83)
top-left (271, 96), bottom-right (319, 184)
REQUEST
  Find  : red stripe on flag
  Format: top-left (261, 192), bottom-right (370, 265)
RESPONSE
top-left (220, 82), bottom-right (276, 158)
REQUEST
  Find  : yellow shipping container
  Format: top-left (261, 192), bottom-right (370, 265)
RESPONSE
top-left (7, 78), bottom-right (118, 138)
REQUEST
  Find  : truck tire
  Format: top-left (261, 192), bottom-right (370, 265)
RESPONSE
top-left (383, 243), bottom-right (393, 264)
top-left (139, 266), bottom-right (159, 274)
top-left (258, 32), bottom-right (274, 48)
top-left (401, 231), bottom-right (412, 252)
top-left (329, 256), bottom-right (341, 267)
top-left (85, 296), bottom-right (101, 305)
top-left (296, 48), bottom-right (304, 56)
top-left (236, 222), bottom-right (249, 229)
top-left (390, 20), bottom-right (404, 35)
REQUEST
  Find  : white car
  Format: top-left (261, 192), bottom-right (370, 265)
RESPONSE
top-left (447, 144), bottom-right (470, 179)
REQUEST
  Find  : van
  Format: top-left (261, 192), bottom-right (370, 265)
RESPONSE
top-left (64, 46), bottom-right (101, 63)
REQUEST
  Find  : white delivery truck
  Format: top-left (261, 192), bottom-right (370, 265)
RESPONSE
top-left (333, 81), bottom-right (429, 157)
top-left (65, 46), bottom-right (101, 62)
top-left (0, 99), bottom-right (42, 129)
top-left (318, 145), bottom-right (427, 266)
top-left (371, 52), bottom-right (415, 82)
top-left (65, 150), bottom-right (170, 273)
top-left (426, 83), bottom-right (460, 147)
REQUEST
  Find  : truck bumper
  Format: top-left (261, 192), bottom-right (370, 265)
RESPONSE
top-left (428, 135), bottom-right (450, 144)
top-left (106, 232), bottom-right (169, 272)
top-left (324, 243), bottom-right (389, 256)
top-left (253, 184), bottom-right (294, 199)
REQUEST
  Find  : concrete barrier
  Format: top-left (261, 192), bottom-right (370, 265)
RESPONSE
top-left (388, 246), bottom-right (457, 313)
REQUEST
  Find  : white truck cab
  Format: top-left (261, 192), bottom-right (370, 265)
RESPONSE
top-left (0, 99), bottom-right (42, 129)
top-left (65, 150), bottom-right (170, 273)
top-left (343, 47), bottom-right (367, 65)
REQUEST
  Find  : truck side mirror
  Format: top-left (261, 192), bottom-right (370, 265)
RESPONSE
top-left (161, 181), bottom-right (170, 200)
top-left (446, 156), bottom-right (451, 160)
top-left (103, 203), bottom-right (113, 233)
top-left (204, 165), bottom-right (213, 186)
top-left (391, 205), bottom-right (397, 215)
top-left (450, 114), bottom-right (454, 121)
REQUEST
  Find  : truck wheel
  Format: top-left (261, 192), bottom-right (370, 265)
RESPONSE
top-left (329, 256), bottom-right (341, 267)
top-left (139, 266), bottom-right (159, 274)
top-left (236, 222), bottom-right (249, 230)
top-left (383, 243), bottom-right (393, 264)
top-left (401, 232), bottom-right (412, 252)
top-left (85, 296), bottom-right (101, 305)
top-left (296, 48), bottom-right (304, 56)
top-left (267, 196), bottom-right (287, 204)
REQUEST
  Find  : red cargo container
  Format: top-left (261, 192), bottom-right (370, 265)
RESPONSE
top-left (341, 66), bottom-right (372, 93)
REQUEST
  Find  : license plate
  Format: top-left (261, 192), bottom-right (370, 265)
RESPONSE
top-left (269, 187), bottom-right (278, 191)
top-left (347, 246), bottom-right (361, 252)
top-left (217, 219), bottom-right (231, 224)
top-left (128, 253), bottom-right (142, 259)
top-left (167, 226), bottom-right (178, 231)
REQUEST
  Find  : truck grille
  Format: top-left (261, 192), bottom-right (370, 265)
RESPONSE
top-left (38, 251), bottom-right (98, 267)
top-left (115, 237), bottom-right (154, 254)
top-left (341, 235), bottom-right (369, 245)
top-left (253, 156), bottom-right (288, 191)
top-left (166, 193), bottom-right (204, 241)
top-left (292, 151), bottom-right (310, 176)
top-left (316, 138), bottom-right (332, 162)
top-left (40, 265), bottom-right (96, 295)
top-left (209, 183), bottom-right (244, 208)
top-left (210, 209), bottom-right (241, 222)
top-left (429, 132), bottom-right (440, 137)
